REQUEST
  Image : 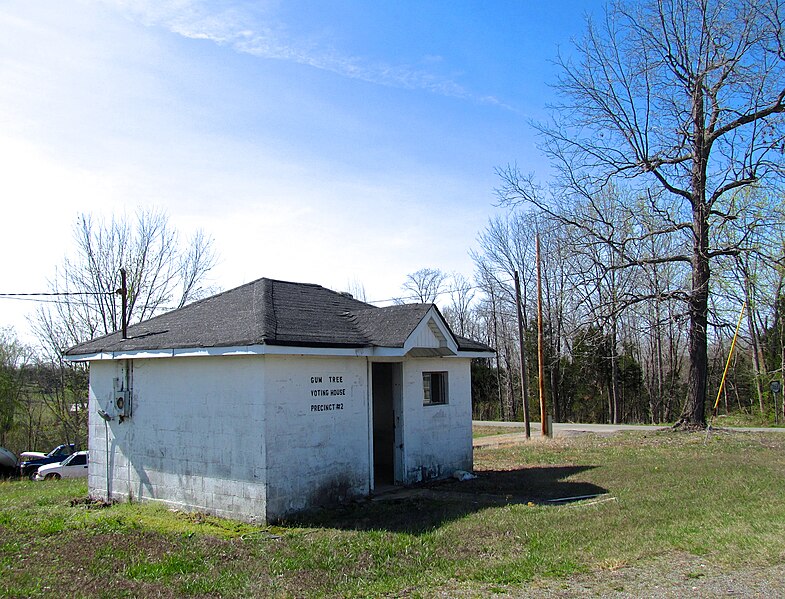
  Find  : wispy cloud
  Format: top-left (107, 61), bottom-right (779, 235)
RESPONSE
top-left (105, 0), bottom-right (505, 105)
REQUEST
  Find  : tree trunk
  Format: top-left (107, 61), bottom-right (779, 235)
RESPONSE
top-left (747, 303), bottom-right (766, 415)
top-left (514, 271), bottom-right (530, 434)
top-left (678, 83), bottom-right (710, 429)
top-left (506, 354), bottom-right (516, 419)
top-left (550, 363), bottom-right (561, 422)
top-left (665, 303), bottom-right (683, 423)
top-left (489, 286), bottom-right (505, 420)
top-left (682, 251), bottom-right (709, 427)
top-left (654, 286), bottom-right (665, 423)
top-left (780, 296), bottom-right (785, 421)
top-left (739, 267), bottom-right (767, 415)
top-left (609, 319), bottom-right (621, 424)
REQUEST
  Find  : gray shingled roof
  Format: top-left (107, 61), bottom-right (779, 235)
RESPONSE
top-left (65, 277), bottom-right (492, 356)
top-left (350, 304), bottom-right (431, 348)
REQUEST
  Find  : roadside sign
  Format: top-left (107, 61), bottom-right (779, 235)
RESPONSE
top-left (772, 380), bottom-right (783, 425)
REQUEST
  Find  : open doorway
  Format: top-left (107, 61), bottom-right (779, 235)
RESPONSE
top-left (372, 362), bottom-right (401, 488)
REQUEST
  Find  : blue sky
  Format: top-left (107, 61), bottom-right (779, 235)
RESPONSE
top-left (0, 0), bottom-right (600, 343)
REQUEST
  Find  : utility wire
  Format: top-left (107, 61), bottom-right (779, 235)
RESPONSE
top-left (0, 291), bottom-right (116, 305)
top-left (3, 278), bottom-right (518, 309)
top-left (0, 291), bottom-right (115, 297)
top-left (0, 296), bottom-right (86, 304)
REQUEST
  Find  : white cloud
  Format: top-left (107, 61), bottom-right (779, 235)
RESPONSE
top-left (0, 0), bottom-right (504, 346)
top-left (102, 0), bottom-right (506, 104)
top-left (0, 134), bottom-right (128, 344)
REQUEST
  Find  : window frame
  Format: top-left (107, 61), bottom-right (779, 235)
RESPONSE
top-left (422, 371), bottom-right (448, 406)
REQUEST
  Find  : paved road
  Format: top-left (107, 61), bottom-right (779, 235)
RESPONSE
top-left (472, 420), bottom-right (785, 448)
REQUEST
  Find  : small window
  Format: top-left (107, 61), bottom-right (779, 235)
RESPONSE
top-left (423, 372), bottom-right (448, 405)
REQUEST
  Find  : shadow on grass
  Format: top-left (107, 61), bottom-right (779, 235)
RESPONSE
top-left (286, 465), bottom-right (608, 535)
top-left (444, 465), bottom-right (606, 501)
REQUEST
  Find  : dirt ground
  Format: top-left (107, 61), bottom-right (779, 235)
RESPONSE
top-left (531, 555), bottom-right (785, 598)
top-left (408, 553), bottom-right (785, 598)
top-left (437, 554), bottom-right (785, 598)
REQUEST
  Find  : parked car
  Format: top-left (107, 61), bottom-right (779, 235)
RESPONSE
top-left (35, 451), bottom-right (88, 481)
top-left (19, 444), bottom-right (77, 480)
top-left (0, 446), bottom-right (17, 478)
top-left (19, 450), bottom-right (47, 460)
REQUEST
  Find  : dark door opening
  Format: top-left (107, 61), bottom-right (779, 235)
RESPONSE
top-left (372, 363), bottom-right (395, 487)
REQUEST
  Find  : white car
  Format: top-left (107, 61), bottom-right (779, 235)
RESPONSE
top-left (35, 451), bottom-right (89, 481)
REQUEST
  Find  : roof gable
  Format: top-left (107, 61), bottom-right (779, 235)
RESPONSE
top-left (402, 308), bottom-right (459, 357)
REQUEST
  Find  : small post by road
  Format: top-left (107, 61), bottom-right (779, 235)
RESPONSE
top-left (771, 380), bottom-right (782, 425)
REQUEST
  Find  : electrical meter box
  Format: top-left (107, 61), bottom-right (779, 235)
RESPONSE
top-left (112, 377), bottom-right (132, 419)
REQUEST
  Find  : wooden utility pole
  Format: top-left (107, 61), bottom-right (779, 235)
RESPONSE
top-left (535, 234), bottom-right (548, 436)
top-left (514, 270), bottom-right (531, 439)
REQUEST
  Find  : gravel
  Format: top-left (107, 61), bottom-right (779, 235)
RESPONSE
top-left (428, 554), bottom-right (785, 598)
top-left (525, 554), bottom-right (785, 598)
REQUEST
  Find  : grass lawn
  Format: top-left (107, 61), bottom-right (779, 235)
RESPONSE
top-left (2, 430), bottom-right (784, 597)
top-left (472, 424), bottom-right (526, 438)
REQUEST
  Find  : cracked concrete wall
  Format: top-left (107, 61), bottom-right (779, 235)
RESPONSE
top-left (88, 355), bottom-right (267, 522)
top-left (400, 358), bottom-right (473, 484)
top-left (86, 352), bottom-right (474, 523)
top-left (263, 355), bottom-right (370, 521)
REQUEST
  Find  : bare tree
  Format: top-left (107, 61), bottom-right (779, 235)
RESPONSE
top-left (401, 268), bottom-right (448, 304)
top-left (499, 0), bottom-right (785, 427)
top-left (473, 213), bottom-right (538, 420)
top-left (33, 209), bottom-right (217, 353)
top-left (717, 197), bottom-right (785, 416)
top-left (443, 273), bottom-right (476, 337)
top-left (635, 225), bottom-right (689, 423)
top-left (0, 328), bottom-right (32, 447)
top-left (344, 279), bottom-right (368, 302)
top-left (473, 212), bottom-right (582, 422)
top-left (30, 209), bottom-right (217, 444)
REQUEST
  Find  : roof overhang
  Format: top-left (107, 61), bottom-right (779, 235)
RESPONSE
top-left (65, 343), bottom-right (494, 362)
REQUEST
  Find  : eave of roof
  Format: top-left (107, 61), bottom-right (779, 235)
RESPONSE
top-left (66, 343), bottom-right (495, 362)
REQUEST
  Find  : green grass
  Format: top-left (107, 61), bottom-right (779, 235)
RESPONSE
top-left (2, 430), bottom-right (785, 597)
top-left (472, 424), bottom-right (525, 438)
top-left (713, 411), bottom-right (785, 428)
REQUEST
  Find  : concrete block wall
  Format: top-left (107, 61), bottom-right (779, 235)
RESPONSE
top-left (88, 356), bottom-right (268, 522)
top-left (399, 357), bottom-right (473, 483)
top-left (86, 352), bottom-right (475, 522)
top-left (263, 355), bottom-right (370, 520)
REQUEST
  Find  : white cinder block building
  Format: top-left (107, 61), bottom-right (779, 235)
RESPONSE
top-left (66, 278), bottom-right (493, 522)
